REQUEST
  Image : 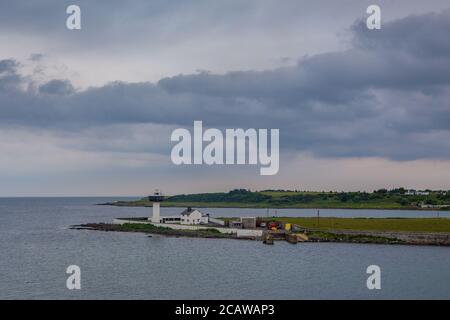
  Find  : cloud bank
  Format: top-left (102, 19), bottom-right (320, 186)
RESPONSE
top-left (2, 10), bottom-right (450, 162)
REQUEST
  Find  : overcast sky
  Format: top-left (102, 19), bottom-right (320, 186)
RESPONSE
top-left (1, 0), bottom-right (450, 196)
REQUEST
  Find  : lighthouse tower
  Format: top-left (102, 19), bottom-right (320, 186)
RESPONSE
top-left (148, 189), bottom-right (165, 223)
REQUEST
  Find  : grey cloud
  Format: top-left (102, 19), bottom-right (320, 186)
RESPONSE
top-left (1, 10), bottom-right (450, 161)
top-left (0, 0), bottom-right (302, 50)
top-left (0, 59), bottom-right (21, 91)
top-left (39, 79), bottom-right (74, 95)
top-left (353, 10), bottom-right (450, 59)
top-left (0, 59), bottom-right (17, 72)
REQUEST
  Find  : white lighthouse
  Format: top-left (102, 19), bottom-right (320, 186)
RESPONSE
top-left (148, 189), bottom-right (165, 223)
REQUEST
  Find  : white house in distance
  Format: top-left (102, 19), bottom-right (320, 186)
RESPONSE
top-left (155, 207), bottom-right (225, 226)
top-left (405, 190), bottom-right (430, 196)
top-left (146, 190), bottom-right (225, 225)
top-left (180, 207), bottom-right (209, 225)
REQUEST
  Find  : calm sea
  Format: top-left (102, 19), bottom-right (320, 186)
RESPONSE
top-left (0, 197), bottom-right (449, 299)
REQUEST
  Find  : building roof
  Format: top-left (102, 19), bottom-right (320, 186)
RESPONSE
top-left (180, 207), bottom-right (208, 217)
top-left (180, 208), bottom-right (194, 216)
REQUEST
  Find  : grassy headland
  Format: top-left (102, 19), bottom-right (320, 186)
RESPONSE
top-left (72, 219), bottom-right (450, 246)
top-left (104, 188), bottom-right (450, 210)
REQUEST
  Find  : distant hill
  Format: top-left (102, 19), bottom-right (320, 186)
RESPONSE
top-left (106, 188), bottom-right (450, 210)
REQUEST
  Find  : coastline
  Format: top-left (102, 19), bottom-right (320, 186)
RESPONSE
top-left (71, 221), bottom-right (450, 246)
top-left (71, 223), bottom-right (253, 240)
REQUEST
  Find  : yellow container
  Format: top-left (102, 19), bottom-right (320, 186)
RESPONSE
top-left (285, 223), bottom-right (292, 231)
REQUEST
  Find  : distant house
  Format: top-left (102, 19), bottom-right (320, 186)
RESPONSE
top-left (180, 208), bottom-right (209, 225)
top-left (405, 190), bottom-right (430, 196)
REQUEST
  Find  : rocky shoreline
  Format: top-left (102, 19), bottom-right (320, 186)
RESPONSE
top-left (71, 222), bottom-right (450, 246)
top-left (71, 223), bottom-right (253, 240)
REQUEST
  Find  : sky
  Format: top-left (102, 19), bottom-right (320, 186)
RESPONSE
top-left (1, 0), bottom-right (450, 196)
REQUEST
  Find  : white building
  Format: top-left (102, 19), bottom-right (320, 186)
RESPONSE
top-left (180, 208), bottom-right (209, 225)
top-left (152, 207), bottom-right (225, 225)
top-left (405, 190), bottom-right (430, 196)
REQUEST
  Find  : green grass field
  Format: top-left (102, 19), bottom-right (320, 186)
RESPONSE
top-left (276, 217), bottom-right (450, 233)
